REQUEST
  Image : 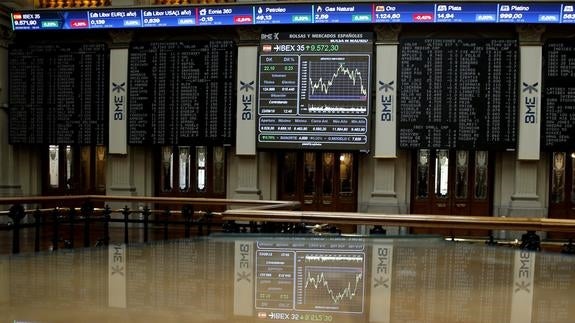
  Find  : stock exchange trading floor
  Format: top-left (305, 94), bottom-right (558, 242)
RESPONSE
top-left (1, 234), bottom-right (575, 323)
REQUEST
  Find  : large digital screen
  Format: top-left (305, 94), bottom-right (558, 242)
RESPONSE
top-left (542, 39), bottom-right (575, 150)
top-left (398, 38), bottom-right (518, 149)
top-left (11, 3), bottom-right (575, 31)
top-left (127, 40), bottom-right (236, 145)
top-left (8, 43), bottom-right (108, 145)
top-left (257, 32), bottom-right (373, 150)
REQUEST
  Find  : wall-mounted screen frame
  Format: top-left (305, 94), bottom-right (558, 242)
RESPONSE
top-left (257, 32), bottom-right (373, 151)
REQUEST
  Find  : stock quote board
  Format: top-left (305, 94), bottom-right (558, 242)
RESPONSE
top-left (8, 43), bottom-right (108, 145)
top-left (257, 32), bottom-right (373, 150)
top-left (543, 39), bottom-right (575, 150)
top-left (398, 38), bottom-right (518, 149)
top-left (128, 40), bottom-right (235, 146)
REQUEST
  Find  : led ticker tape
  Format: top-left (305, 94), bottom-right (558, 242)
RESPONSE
top-left (11, 2), bottom-right (575, 31)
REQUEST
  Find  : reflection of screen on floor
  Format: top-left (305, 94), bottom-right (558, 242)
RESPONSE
top-left (254, 237), bottom-right (366, 322)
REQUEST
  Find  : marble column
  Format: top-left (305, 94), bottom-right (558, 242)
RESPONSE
top-left (232, 28), bottom-right (261, 200)
top-left (106, 31), bottom-right (138, 210)
top-left (503, 26), bottom-right (547, 238)
top-left (364, 26), bottom-right (403, 234)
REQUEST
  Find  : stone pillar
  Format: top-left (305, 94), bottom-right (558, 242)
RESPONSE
top-left (106, 31), bottom-right (138, 208)
top-left (0, 26), bottom-right (22, 198)
top-left (373, 25), bottom-right (400, 158)
top-left (503, 26), bottom-right (547, 238)
top-left (364, 26), bottom-right (402, 234)
top-left (232, 28), bottom-right (261, 200)
top-left (517, 25), bottom-right (544, 161)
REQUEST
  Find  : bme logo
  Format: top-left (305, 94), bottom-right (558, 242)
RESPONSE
top-left (240, 80), bottom-right (254, 120)
top-left (522, 82), bottom-right (538, 124)
top-left (112, 82), bottom-right (126, 121)
top-left (379, 81), bottom-right (394, 122)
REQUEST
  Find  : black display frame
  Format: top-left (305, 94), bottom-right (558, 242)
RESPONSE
top-left (397, 37), bottom-right (519, 150)
top-left (127, 40), bottom-right (237, 146)
top-left (8, 42), bottom-right (109, 145)
top-left (256, 32), bottom-right (373, 151)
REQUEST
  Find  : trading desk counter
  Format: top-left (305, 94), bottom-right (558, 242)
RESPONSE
top-left (1, 235), bottom-right (573, 323)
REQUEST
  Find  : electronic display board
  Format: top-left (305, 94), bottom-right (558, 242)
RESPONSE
top-left (257, 32), bottom-right (372, 150)
top-left (127, 40), bottom-right (235, 145)
top-left (542, 39), bottom-right (575, 150)
top-left (197, 6), bottom-right (252, 25)
top-left (398, 38), bottom-right (518, 149)
top-left (141, 8), bottom-right (196, 28)
top-left (11, 2), bottom-right (575, 31)
top-left (8, 43), bottom-right (108, 145)
top-left (254, 4), bottom-right (312, 24)
top-left (313, 3), bottom-right (373, 23)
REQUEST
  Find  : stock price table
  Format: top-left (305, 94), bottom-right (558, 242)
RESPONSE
top-left (9, 43), bottom-right (108, 145)
top-left (543, 39), bottom-right (575, 150)
top-left (398, 38), bottom-right (518, 149)
top-left (128, 40), bottom-right (235, 145)
top-left (257, 32), bottom-right (372, 150)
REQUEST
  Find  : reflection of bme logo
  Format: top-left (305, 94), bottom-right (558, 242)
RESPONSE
top-left (239, 243), bottom-right (250, 269)
top-left (376, 247), bottom-right (389, 275)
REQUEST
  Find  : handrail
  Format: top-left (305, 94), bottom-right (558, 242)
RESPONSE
top-left (3, 195), bottom-right (575, 233)
top-left (2, 195), bottom-right (575, 254)
top-left (0, 195), bottom-right (300, 209)
top-left (221, 209), bottom-right (575, 233)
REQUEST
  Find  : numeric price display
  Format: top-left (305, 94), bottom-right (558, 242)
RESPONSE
top-left (254, 4), bottom-right (312, 24)
top-left (435, 3), bottom-right (498, 23)
top-left (398, 38), bottom-right (518, 149)
top-left (562, 5), bottom-right (575, 23)
top-left (542, 40), bottom-right (575, 149)
top-left (12, 12), bottom-right (63, 30)
top-left (198, 6), bottom-right (253, 25)
top-left (142, 8), bottom-right (195, 27)
top-left (497, 3), bottom-right (561, 23)
top-left (374, 3), bottom-right (435, 23)
top-left (258, 32), bottom-right (373, 150)
top-left (313, 4), bottom-right (372, 23)
top-left (88, 10), bottom-right (141, 28)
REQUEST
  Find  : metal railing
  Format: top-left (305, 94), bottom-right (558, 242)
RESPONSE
top-left (3, 195), bottom-right (575, 254)
top-left (0, 195), bottom-right (299, 254)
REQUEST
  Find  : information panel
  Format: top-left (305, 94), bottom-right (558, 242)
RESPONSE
top-left (398, 38), bottom-right (518, 149)
top-left (542, 39), bottom-right (575, 150)
top-left (257, 32), bottom-right (372, 150)
top-left (8, 43), bottom-right (108, 145)
top-left (11, 2), bottom-right (575, 31)
top-left (128, 41), bottom-right (235, 145)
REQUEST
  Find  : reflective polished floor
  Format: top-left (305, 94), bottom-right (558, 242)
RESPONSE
top-left (1, 234), bottom-right (574, 323)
